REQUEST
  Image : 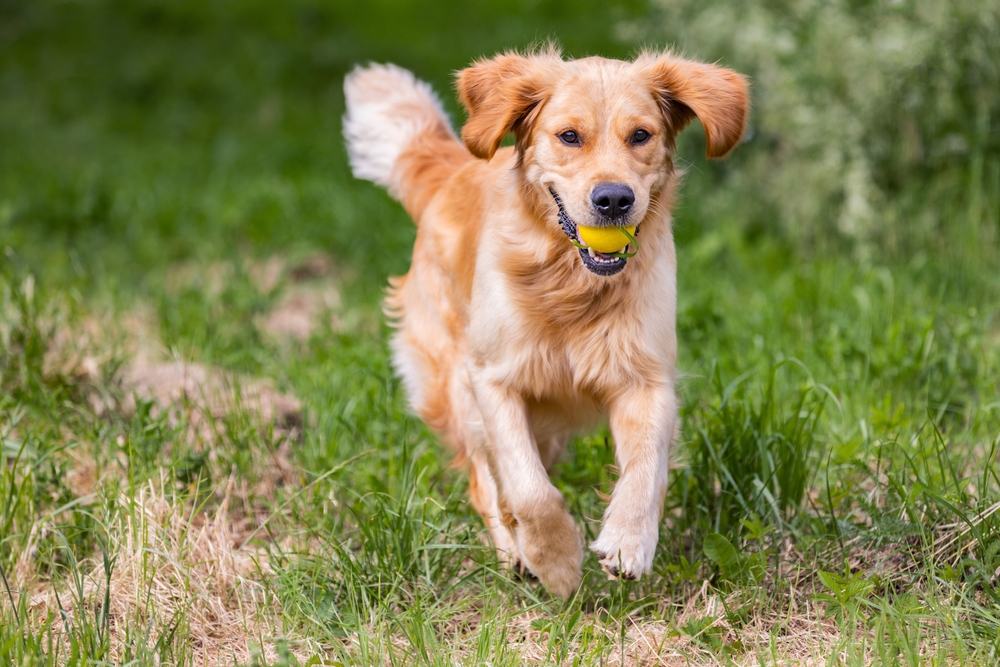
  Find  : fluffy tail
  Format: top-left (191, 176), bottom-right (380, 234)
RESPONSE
top-left (343, 63), bottom-right (471, 221)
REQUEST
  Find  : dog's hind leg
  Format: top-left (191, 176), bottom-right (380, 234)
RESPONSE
top-left (467, 449), bottom-right (528, 573)
top-left (538, 434), bottom-right (570, 472)
top-left (450, 367), bottom-right (530, 574)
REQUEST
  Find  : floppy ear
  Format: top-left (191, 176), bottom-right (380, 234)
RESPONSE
top-left (456, 50), bottom-right (559, 160)
top-left (637, 52), bottom-right (749, 159)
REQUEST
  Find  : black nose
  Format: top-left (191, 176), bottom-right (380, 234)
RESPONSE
top-left (591, 183), bottom-right (635, 220)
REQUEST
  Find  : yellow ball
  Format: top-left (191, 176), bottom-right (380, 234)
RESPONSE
top-left (577, 225), bottom-right (637, 254)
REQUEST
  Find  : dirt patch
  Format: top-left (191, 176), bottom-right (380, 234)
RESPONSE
top-left (160, 253), bottom-right (345, 342)
top-left (41, 313), bottom-right (113, 383)
top-left (249, 254), bottom-right (288, 294)
top-left (112, 270), bottom-right (307, 437)
top-left (122, 359), bottom-right (302, 440)
top-left (256, 254), bottom-right (343, 341)
top-left (258, 285), bottom-right (342, 340)
top-left (164, 260), bottom-right (235, 296)
top-left (165, 253), bottom-right (339, 294)
top-left (286, 254), bottom-right (336, 283)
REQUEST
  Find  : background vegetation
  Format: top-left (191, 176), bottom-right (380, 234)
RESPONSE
top-left (1, 0), bottom-right (998, 664)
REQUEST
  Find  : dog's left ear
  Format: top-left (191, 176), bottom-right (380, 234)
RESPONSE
top-left (638, 52), bottom-right (749, 159)
top-left (456, 50), bottom-right (559, 160)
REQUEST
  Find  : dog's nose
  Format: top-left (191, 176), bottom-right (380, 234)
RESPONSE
top-left (591, 183), bottom-right (635, 220)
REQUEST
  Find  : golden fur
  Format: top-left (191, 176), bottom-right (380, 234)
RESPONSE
top-left (344, 48), bottom-right (749, 598)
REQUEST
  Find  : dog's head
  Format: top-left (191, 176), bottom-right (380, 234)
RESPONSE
top-left (457, 48), bottom-right (749, 276)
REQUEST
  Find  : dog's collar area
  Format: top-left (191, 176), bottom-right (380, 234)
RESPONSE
top-left (548, 187), bottom-right (635, 277)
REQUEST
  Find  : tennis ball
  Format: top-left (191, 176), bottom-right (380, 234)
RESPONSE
top-left (577, 225), bottom-right (637, 254)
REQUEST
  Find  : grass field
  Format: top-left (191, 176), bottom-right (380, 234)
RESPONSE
top-left (2, 1), bottom-right (999, 664)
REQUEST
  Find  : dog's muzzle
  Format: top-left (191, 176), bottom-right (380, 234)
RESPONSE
top-left (549, 188), bottom-right (636, 277)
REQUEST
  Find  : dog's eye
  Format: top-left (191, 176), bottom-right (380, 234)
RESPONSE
top-left (558, 131), bottom-right (581, 146)
top-left (631, 129), bottom-right (651, 145)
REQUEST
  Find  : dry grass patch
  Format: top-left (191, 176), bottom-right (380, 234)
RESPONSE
top-left (25, 477), bottom-right (321, 665)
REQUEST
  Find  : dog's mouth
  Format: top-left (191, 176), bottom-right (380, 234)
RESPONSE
top-left (549, 188), bottom-right (635, 277)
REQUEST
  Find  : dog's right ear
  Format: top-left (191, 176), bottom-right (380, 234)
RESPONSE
top-left (456, 50), bottom-right (559, 160)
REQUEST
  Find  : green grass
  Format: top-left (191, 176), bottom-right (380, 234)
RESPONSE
top-left (2, 0), bottom-right (1000, 664)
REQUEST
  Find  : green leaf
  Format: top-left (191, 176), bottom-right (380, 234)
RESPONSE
top-left (703, 533), bottom-right (740, 578)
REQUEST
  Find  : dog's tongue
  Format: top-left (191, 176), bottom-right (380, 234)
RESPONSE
top-left (585, 246), bottom-right (615, 261)
top-left (578, 231), bottom-right (618, 261)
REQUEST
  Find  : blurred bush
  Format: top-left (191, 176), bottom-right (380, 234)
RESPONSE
top-left (627, 0), bottom-right (1000, 259)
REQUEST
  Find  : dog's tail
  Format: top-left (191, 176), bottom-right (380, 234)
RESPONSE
top-left (344, 64), bottom-right (471, 222)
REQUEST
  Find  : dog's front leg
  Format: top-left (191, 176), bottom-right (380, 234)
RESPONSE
top-left (470, 370), bottom-right (583, 598)
top-left (592, 383), bottom-right (678, 580)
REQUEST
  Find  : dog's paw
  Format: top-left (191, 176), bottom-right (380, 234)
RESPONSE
top-left (527, 552), bottom-right (582, 599)
top-left (515, 509), bottom-right (583, 599)
top-left (590, 527), bottom-right (657, 582)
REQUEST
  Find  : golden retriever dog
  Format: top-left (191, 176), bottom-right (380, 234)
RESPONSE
top-left (343, 47), bottom-right (748, 598)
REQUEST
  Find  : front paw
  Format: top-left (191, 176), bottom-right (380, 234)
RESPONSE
top-left (590, 525), bottom-right (657, 581)
top-left (515, 509), bottom-right (583, 599)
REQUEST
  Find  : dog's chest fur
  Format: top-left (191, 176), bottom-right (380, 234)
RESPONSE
top-left (468, 228), bottom-right (677, 407)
